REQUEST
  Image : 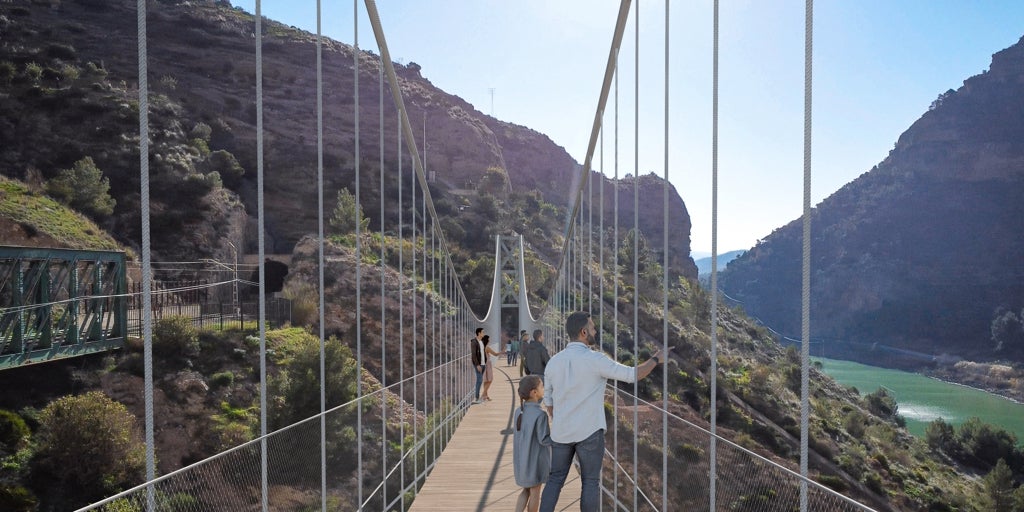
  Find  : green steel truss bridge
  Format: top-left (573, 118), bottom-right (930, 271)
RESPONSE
top-left (0, 247), bottom-right (127, 368)
top-left (0, 248), bottom-right (291, 370)
top-left (54, 0), bottom-right (881, 510)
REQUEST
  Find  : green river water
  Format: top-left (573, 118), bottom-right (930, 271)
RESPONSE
top-left (813, 357), bottom-right (1024, 440)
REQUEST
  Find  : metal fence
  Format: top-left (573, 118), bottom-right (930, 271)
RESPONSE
top-left (76, 354), bottom-right (473, 512)
top-left (124, 297), bottom-right (293, 335)
top-left (599, 387), bottom-right (875, 512)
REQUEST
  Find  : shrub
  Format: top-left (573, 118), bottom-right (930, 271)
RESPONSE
top-left (190, 138), bottom-right (211, 157)
top-left (209, 371), bottom-right (234, 388)
top-left (159, 74), bottom-right (177, 90)
top-left (815, 474), bottom-right (847, 493)
top-left (672, 443), bottom-right (704, 462)
top-left (281, 280), bottom-right (317, 328)
top-left (784, 364), bottom-right (801, 393)
top-left (0, 486), bottom-right (37, 512)
top-left (925, 418), bottom-right (957, 453)
top-left (160, 492), bottom-right (198, 511)
top-left (45, 156), bottom-right (116, 218)
top-left (844, 410), bottom-right (866, 439)
top-left (863, 472), bottom-right (885, 495)
top-left (190, 122), bottom-right (212, 141)
top-left (212, 421), bottom-right (252, 451)
top-left (153, 315), bottom-right (199, 358)
top-left (205, 150), bottom-right (244, 184)
top-left (748, 365), bottom-right (771, 389)
top-left (957, 417), bottom-right (1019, 468)
top-left (872, 452), bottom-right (890, 471)
top-left (476, 166), bottom-right (509, 196)
top-left (0, 61), bottom-right (15, 85)
top-left (865, 387), bottom-right (898, 419)
top-left (0, 409), bottom-right (29, 449)
top-left (60, 64), bottom-right (80, 82)
top-left (329, 187), bottom-right (370, 235)
top-left (46, 43), bottom-right (77, 60)
top-left (85, 61), bottom-right (108, 79)
top-left (32, 392), bottom-right (145, 506)
top-left (268, 330), bottom-right (359, 429)
top-left (17, 407), bottom-right (40, 431)
top-left (24, 62), bottom-right (42, 84)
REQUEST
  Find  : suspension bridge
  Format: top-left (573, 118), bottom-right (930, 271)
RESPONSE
top-left (0, 0), bottom-right (889, 510)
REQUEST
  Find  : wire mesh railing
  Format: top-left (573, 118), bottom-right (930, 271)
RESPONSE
top-left (76, 354), bottom-right (474, 512)
top-left (598, 387), bottom-right (875, 512)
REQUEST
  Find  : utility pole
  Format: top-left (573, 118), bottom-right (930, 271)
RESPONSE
top-left (488, 87), bottom-right (495, 116)
top-left (227, 241), bottom-right (239, 319)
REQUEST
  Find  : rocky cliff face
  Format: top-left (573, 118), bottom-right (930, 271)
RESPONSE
top-left (719, 36), bottom-right (1024, 366)
top-left (0, 0), bottom-right (693, 276)
top-left (599, 173), bottom-right (697, 279)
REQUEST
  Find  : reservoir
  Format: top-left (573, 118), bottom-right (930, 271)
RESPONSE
top-left (813, 357), bottom-right (1024, 440)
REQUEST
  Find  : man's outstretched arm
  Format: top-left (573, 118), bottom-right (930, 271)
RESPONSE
top-left (635, 346), bottom-right (669, 381)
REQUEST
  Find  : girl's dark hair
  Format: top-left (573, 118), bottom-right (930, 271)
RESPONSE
top-left (482, 334), bottom-right (490, 345)
top-left (516, 375), bottom-right (542, 431)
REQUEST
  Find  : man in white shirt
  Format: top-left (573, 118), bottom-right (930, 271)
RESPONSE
top-left (539, 311), bottom-right (667, 512)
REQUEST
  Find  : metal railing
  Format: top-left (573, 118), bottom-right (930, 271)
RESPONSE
top-left (77, 359), bottom-right (473, 512)
top-left (599, 387), bottom-right (875, 512)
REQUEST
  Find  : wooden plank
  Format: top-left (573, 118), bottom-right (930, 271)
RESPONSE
top-left (409, 362), bottom-right (582, 511)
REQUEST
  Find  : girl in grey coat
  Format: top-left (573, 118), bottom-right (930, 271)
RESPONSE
top-left (513, 375), bottom-right (551, 512)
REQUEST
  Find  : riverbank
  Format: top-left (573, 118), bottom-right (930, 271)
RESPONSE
top-left (811, 341), bottom-right (1024, 404)
top-left (925, 359), bottom-right (1024, 404)
top-left (814, 356), bottom-right (1024, 440)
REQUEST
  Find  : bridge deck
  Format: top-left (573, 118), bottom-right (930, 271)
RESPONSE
top-left (410, 361), bottom-right (581, 511)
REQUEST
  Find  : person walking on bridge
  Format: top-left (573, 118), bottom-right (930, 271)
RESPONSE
top-left (479, 334), bottom-right (504, 401)
top-left (538, 311), bottom-right (667, 512)
top-left (521, 329), bottom-right (550, 379)
top-left (470, 327), bottom-right (487, 404)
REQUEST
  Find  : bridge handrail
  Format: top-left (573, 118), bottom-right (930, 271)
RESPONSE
top-left (369, 393), bottom-right (474, 512)
top-left (0, 279), bottom-right (238, 316)
top-left (75, 351), bottom-right (475, 512)
top-left (602, 447), bottom-right (659, 511)
top-left (603, 382), bottom-right (879, 512)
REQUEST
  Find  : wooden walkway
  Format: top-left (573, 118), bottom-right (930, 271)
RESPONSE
top-left (409, 361), bottom-right (581, 511)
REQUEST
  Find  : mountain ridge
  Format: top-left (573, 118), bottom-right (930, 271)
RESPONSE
top-left (0, 0), bottom-right (696, 281)
top-left (719, 35), bottom-right (1024, 374)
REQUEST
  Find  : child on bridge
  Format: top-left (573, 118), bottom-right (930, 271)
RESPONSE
top-left (513, 375), bottom-right (551, 512)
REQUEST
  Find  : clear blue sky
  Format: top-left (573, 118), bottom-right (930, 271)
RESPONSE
top-left (233, 1), bottom-right (1024, 255)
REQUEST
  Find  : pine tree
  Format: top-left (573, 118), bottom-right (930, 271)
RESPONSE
top-left (330, 187), bottom-right (370, 235)
top-left (45, 157), bottom-right (116, 218)
top-left (982, 459), bottom-right (1015, 511)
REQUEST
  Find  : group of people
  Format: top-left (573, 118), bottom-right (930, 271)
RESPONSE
top-left (470, 328), bottom-right (551, 405)
top-left (470, 312), bottom-right (668, 512)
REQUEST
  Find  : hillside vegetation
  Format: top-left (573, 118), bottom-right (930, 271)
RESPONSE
top-left (0, 176), bottom-right (123, 252)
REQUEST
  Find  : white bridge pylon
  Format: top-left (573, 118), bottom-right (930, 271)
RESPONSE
top-left (478, 235), bottom-right (537, 345)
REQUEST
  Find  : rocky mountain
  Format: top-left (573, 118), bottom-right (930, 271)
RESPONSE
top-left (719, 36), bottom-right (1024, 368)
top-left (0, 0), bottom-right (695, 280)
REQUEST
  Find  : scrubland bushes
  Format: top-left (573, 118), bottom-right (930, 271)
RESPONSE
top-left (32, 392), bottom-right (146, 507)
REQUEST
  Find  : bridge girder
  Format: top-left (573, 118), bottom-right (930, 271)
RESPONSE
top-left (0, 246), bottom-right (127, 369)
